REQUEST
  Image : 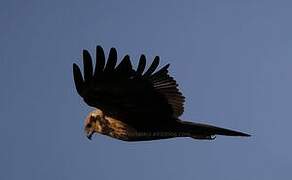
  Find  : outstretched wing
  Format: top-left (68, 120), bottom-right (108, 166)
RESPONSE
top-left (73, 46), bottom-right (185, 126)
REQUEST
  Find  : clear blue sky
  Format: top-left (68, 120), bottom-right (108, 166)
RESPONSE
top-left (1, 0), bottom-right (292, 179)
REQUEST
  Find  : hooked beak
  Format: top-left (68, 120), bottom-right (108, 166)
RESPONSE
top-left (85, 131), bottom-right (94, 140)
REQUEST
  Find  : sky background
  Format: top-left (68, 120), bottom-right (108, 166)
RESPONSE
top-left (1, 0), bottom-right (292, 179)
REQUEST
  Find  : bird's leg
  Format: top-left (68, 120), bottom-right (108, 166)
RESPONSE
top-left (191, 135), bottom-right (216, 140)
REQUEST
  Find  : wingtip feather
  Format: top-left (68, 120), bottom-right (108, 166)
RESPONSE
top-left (143, 56), bottom-right (160, 77)
top-left (82, 49), bottom-right (93, 82)
top-left (104, 47), bottom-right (117, 72)
top-left (73, 63), bottom-right (84, 96)
top-left (94, 45), bottom-right (106, 76)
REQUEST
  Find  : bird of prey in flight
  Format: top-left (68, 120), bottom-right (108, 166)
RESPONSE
top-left (73, 46), bottom-right (250, 141)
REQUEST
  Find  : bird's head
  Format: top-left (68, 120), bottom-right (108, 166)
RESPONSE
top-left (84, 110), bottom-right (103, 140)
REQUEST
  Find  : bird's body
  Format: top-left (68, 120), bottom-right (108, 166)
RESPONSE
top-left (85, 109), bottom-right (179, 141)
top-left (73, 46), bottom-right (250, 141)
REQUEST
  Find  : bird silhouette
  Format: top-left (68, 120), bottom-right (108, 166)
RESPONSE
top-left (73, 46), bottom-right (250, 141)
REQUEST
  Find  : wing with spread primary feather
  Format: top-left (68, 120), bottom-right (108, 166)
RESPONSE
top-left (73, 46), bottom-right (185, 127)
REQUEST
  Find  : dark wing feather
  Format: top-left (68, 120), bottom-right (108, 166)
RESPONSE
top-left (116, 55), bottom-right (133, 77)
top-left (73, 64), bottom-right (84, 96)
top-left (143, 56), bottom-right (160, 77)
top-left (82, 50), bottom-right (93, 83)
top-left (149, 64), bottom-right (185, 117)
top-left (73, 46), bottom-right (185, 128)
top-left (136, 55), bottom-right (146, 75)
top-left (104, 48), bottom-right (117, 73)
top-left (94, 46), bottom-right (105, 76)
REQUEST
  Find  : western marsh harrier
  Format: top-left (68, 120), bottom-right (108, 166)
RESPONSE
top-left (73, 46), bottom-right (250, 141)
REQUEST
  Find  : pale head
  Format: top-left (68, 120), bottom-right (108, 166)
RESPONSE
top-left (84, 109), bottom-right (103, 140)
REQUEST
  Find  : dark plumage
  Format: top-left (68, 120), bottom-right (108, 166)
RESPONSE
top-left (73, 46), bottom-right (250, 141)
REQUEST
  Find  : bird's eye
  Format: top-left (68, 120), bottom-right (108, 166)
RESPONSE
top-left (90, 115), bottom-right (97, 122)
top-left (86, 124), bottom-right (92, 128)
